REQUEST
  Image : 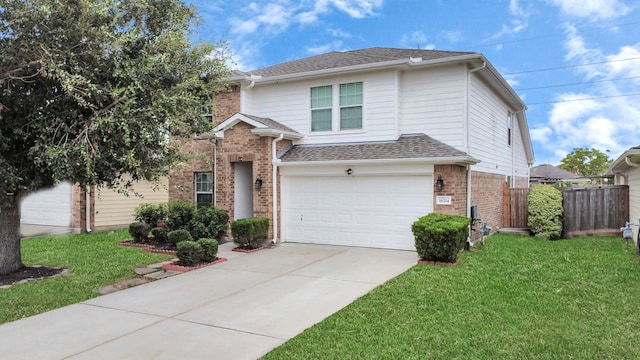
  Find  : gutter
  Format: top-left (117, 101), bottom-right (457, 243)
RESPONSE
top-left (276, 156), bottom-right (480, 167)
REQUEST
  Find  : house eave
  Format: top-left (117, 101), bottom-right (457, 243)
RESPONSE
top-left (606, 149), bottom-right (640, 174)
top-left (251, 128), bottom-right (304, 140)
top-left (275, 156), bottom-right (480, 167)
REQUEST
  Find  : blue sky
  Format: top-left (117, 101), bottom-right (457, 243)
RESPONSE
top-left (188, 0), bottom-right (640, 166)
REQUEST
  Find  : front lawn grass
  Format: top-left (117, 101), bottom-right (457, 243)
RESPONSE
top-left (0, 230), bottom-right (172, 325)
top-left (264, 234), bottom-right (640, 359)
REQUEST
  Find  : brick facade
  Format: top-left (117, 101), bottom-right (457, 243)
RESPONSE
top-left (433, 164), bottom-right (468, 216)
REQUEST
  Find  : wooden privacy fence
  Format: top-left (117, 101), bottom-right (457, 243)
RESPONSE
top-left (561, 185), bottom-right (629, 238)
top-left (503, 184), bottom-right (629, 237)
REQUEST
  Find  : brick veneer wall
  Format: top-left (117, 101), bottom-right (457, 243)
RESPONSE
top-left (168, 139), bottom-right (214, 202)
top-left (433, 164), bottom-right (468, 216)
top-left (214, 122), bottom-right (292, 239)
top-left (470, 171), bottom-right (507, 240)
top-left (71, 184), bottom-right (94, 233)
top-left (213, 85), bottom-right (240, 124)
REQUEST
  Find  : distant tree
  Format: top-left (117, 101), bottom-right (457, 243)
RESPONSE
top-left (0, 0), bottom-right (231, 275)
top-left (558, 148), bottom-right (612, 184)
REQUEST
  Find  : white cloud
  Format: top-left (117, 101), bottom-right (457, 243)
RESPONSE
top-left (400, 31), bottom-right (435, 50)
top-left (327, 28), bottom-right (353, 39)
top-left (440, 30), bottom-right (463, 43)
top-left (331, 0), bottom-right (383, 18)
top-left (548, 0), bottom-right (631, 20)
top-left (305, 41), bottom-right (345, 55)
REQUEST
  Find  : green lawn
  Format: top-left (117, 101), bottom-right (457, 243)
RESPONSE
top-left (264, 234), bottom-right (640, 359)
top-left (0, 230), bottom-right (173, 325)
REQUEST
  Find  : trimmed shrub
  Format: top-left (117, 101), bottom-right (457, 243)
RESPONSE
top-left (231, 217), bottom-right (269, 249)
top-left (528, 185), bottom-right (563, 240)
top-left (411, 213), bottom-right (470, 263)
top-left (150, 227), bottom-right (168, 245)
top-left (134, 203), bottom-right (168, 227)
top-left (167, 229), bottom-right (193, 247)
top-left (176, 241), bottom-right (203, 267)
top-left (190, 207), bottom-right (230, 240)
top-left (128, 222), bottom-right (151, 243)
top-left (165, 200), bottom-right (196, 231)
top-left (197, 238), bottom-right (219, 262)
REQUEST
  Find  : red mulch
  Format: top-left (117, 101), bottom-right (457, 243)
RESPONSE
top-left (162, 258), bottom-right (227, 272)
top-left (232, 246), bottom-right (267, 253)
top-left (119, 241), bottom-right (177, 255)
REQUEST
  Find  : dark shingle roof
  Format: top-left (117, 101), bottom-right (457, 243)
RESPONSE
top-left (530, 164), bottom-right (585, 180)
top-left (279, 133), bottom-right (477, 163)
top-left (239, 113), bottom-right (301, 135)
top-left (246, 47), bottom-right (476, 78)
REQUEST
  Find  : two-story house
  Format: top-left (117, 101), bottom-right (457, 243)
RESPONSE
top-left (169, 47), bottom-right (534, 250)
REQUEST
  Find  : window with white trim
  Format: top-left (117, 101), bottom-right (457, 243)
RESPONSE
top-left (340, 82), bottom-right (363, 130)
top-left (311, 85), bottom-right (332, 131)
top-left (310, 82), bottom-right (363, 132)
top-left (195, 172), bottom-right (213, 208)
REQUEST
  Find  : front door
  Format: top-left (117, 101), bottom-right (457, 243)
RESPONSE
top-left (233, 162), bottom-right (254, 220)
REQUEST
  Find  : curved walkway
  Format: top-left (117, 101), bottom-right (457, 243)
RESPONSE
top-left (0, 242), bottom-right (416, 359)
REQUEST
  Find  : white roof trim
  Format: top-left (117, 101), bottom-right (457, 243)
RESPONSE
top-left (275, 156), bottom-right (480, 167)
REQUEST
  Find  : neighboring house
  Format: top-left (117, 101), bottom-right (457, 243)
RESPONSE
top-left (169, 47), bottom-right (535, 250)
top-left (530, 163), bottom-right (591, 186)
top-left (606, 145), bottom-right (640, 244)
top-left (21, 176), bottom-right (168, 233)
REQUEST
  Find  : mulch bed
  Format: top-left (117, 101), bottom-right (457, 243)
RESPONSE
top-left (417, 258), bottom-right (462, 266)
top-left (232, 245), bottom-right (267, 253)
top-left (162, 257), bottom-right (227, 272)
top-left (0, 266), bottom-right (68, 288)
top-left (119, 240), bottom-right (177, 255)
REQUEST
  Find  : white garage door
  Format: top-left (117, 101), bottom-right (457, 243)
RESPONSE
top-left (282, 175), bottom-right (432, 250)
top-left (21, 182), bottom-right (73, 227)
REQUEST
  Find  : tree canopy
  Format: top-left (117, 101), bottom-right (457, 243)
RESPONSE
top-left (558, 147), bottom-right (612, 182)
top-left (0, 0), bottom-right (231, 274)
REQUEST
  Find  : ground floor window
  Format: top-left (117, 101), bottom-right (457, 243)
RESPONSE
top-left (195, 172), bottom-right (213, 207)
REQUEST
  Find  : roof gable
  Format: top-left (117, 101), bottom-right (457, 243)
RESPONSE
top-left (197, 113), bottom-right (303, 140)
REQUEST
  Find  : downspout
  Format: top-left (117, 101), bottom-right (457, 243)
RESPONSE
top-left (85, 185), bottom-right (92, 233)
top-left (464, 61), bottom-right (485, 245)
top-left (210, 138), bottom-right (218, 207)
top-left (272, 133), bottom-right (285, 244)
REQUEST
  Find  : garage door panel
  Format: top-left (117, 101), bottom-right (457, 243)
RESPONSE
top-left (21, 182), bottom-right (73, 227)
top-left (283, 174), bottom-right (432, 250)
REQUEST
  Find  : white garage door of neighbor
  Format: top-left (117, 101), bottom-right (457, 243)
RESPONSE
top-left (21, 182), bottom-right (73, 227)
top-left (282, 175), bottom-right (432, 250)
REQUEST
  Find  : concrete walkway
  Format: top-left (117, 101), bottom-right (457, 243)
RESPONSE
top-left (0, 242), bottom-right (416, 359)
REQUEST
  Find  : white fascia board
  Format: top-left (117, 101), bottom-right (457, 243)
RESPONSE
top-left (516, 111), bottom-right (535, 165)
top-left (275, 156), bottom-right (479, 167)
top-left (251, 54), bottom-right (484, 85)
top-left (607, 149), bottom-right (640, 174)
top-left (251, 128), bottom-right (304, 140)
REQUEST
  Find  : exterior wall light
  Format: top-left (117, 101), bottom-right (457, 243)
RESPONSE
top-left (436, 174), bottom-right (444, 191)
top-left (255, 177), bottom-right (263, 190)
top-left (346, 168), bottom-right (353, 175)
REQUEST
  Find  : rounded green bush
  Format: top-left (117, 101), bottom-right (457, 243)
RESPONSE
top-left (176, 241), bottom-right (203, 267)
top-left (528, 185), bottom-right (563, 240)
top-left (165, 200), bottom-right (196, 231)
top-left (134, 203), bottom-right (168, 227)
top-left (411, 213), bottom-right (470, 263)
top-left (190, 207), bottom-right (229, 240)
top-left (167, 229), bottom-right (193, 246)
top-left (150, 227), bottom-right (168, 245)
top-left (197, 238), bottom-right (219, 262)
top-left (128, 222), bottom-right (151, 243)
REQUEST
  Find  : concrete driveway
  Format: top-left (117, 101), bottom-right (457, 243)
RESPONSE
top-left (0, 242), bottom-right (416, 359)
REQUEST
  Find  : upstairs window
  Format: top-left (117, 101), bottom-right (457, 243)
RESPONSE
top-left (195, 172), bottom-right (213, 208)
top-left (311, 85), bottom-right (332, 132)
top-left (507, 111), bottom-right (513, 146)
top-left (340, 82), bottom-right (363, 130)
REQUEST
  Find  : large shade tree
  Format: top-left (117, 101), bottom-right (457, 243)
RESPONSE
top-left (558, 147), bottom-right (612, 184)
top-left (0, 0), bottom-right (230, 274)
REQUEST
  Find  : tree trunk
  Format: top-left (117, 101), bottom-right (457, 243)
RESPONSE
top-left (0, 193), bottom-right (24, 275)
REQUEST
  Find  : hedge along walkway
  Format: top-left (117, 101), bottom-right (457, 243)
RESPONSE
top-left (263, 234), bottom-right (640, 360)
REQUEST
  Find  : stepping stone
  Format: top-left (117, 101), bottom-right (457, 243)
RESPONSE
top-left (144, 270), bottom-right (180, 280)
top-left (135, 267), bottom-right (159, 275)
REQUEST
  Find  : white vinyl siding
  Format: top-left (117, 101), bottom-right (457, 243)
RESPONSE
top-left (243, 70), bottom-right (397, 144)
top-left (399, 65), bottom-right (467, 149)
top-left (629, 167), bottom-right (640, 244)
